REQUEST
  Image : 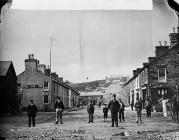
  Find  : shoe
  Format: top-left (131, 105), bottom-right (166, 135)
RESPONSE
top-left (136, 121), bottom-right (138, 123)
top-left (61, 122), bottom-right (64, 124)
top-left (111, 125), bottom-right (114, 127)
top-left (88, 122), bottom-right (90, 123)
top-left (55, 122), bottom-right (58, 124)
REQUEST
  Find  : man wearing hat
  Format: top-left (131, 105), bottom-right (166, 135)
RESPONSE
top-left (27, 100), bottom-right (38, 127)
top-left (87, 100), bottom-right (94, 123)
top-left (108, 94), bottom-right (120, 127)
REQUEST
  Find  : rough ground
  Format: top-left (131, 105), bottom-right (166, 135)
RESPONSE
top-left (0, 106), bottom-right (179, 140)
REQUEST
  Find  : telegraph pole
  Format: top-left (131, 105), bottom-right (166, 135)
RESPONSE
top-left (50, 36), bottom-right (54, 98)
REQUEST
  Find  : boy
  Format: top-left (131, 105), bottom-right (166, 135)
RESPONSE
top-left (103, 104), bottom-right (108, 122)
top-left (55, 97), bottom-right (64, 124)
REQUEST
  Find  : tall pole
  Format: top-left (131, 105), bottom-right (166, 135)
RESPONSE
top-left (50, 36), bottom-right (53, 99)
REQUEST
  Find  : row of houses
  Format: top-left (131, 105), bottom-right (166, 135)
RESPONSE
top-left (0, 54), bottom-right (80, 113)
top-left (17, 54), bottom-right (80, 111)
top-left (123, 27), bottom-right (179, 111)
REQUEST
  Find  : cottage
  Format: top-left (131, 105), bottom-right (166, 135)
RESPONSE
top-left (0, 61), bottom-right (18, 114)
top-left (17, 54), bottom-right (80, 111)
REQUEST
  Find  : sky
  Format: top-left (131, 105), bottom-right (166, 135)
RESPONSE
top-left (0, 0), bottom-right (178, 83)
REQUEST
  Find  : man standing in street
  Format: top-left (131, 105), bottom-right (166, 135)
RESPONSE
top-left (27, 100), bottom-right (38, 127)
top-left (135, 98), bottom-right (142, 123)
top-left (55, 97), bottom-right (64, 124)
top-left (118, 98), bottom-right (125, 122)
top-left (145, 97), bottom-right (152, 118)
top-left (87, 100), bottom-right (94, 123)
top-left (108, 94), bottom-right (120, 127)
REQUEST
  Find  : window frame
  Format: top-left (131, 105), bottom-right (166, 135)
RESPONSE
top-left (43, 95), bottom-right (49, 104)
top-left (158, 68), bottom-right (167, 83)
top-left (43, 81), bottom-right (49, 91)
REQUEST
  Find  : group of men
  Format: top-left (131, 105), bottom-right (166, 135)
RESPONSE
top-left (27, 96), bottom-right (64, 127)
top-left (27, 94), bottom-right (142, 128)
top-left (87, 94), bottom-right (125, 127)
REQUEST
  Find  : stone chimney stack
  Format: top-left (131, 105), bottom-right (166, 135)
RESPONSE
top-left (169, 27), bottom-right (178, 47)
top-left (25, 54), bottom-right (37, 73)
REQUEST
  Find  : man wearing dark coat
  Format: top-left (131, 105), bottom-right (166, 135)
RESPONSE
top-left (55, 97), bottom-right (64, 124)
top-left (108, 94), bottom-right (120, 127)
top-left (87, 100), bottom-right (94, 123)
top-left (27, 100), bottom-right (38, 127)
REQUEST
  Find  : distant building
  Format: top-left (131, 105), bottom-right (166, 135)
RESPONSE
top-left (124, 28), bottom-right (179, 111)
top-left (79, 91), bottom-right (103, 105)
top-left (0, 61), bottom-right (18, 114)
top-left (17, 54), bottom-right (80, 111)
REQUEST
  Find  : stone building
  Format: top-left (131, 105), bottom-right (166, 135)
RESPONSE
top-left (17, 54), bottom-right (80, 111)
top-left (0, 61), bottom-right (18, 114)
top-left (79, 91), bottom-right (103, 105)
top-left (124, 28), bottom-right (179, 111)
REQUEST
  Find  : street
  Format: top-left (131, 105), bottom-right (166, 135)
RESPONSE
top-left (0, 106), bottom-right (179, 140)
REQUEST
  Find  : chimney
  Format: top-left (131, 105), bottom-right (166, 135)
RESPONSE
top-left (31, 54), bottom-right (34, 59)
top-left (164, 41), bottom-right (167, 46)
top-left (173, 27), bottom-right (175, 33)
top-left (169, 27), bottom-right (179, 47)
top-left (143, 62), bottom-right (148, 67)
top-left (159, 41), bottom-right (162, 46)
top-left (155, 45), bottom-right (169, 57)
top-left (45, 67), bottom-right (50, 76)
top-left (133, 70), bottom-right (137, 77)
top-left (136, 68), bottom-right (141, 74)
top-left (148, 57), bottom-right (156, 63)
top-left (37, 64), bottom-right (46, 74)
top-left (25, 54), bottom-right (37, 72)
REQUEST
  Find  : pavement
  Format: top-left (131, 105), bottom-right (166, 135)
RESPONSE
top-left (0, 106), bottom-right (179, 140)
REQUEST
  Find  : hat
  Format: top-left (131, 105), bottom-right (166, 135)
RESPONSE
top-left (112, 94), bottom-right (116, 97)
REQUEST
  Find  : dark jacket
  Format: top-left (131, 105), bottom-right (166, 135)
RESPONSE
top-left (108, 99), bottom-right (120, 113)
top-left (55, 101), bottom-right (64, 111)
top-left (103, 106), bottom-right (108, 114)
top-left (135, 101), bottom-right (142, 111)
top-left (27, 104), bottom-right (38, 117)
top-left (119, 102), bottom-right (125, 111)
top-left (87, 103), bottom-right (94, 114)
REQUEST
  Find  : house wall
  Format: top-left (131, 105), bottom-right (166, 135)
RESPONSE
top-left (18, 71), bottom-right (51, 111)
top-left (148, 45), bottom-right (179, 106)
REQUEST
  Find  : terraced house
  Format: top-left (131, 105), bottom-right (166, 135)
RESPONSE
top-left (17, 54), bottom-right (80, 111)
top-left (124, 27), bottom-right (179, 111)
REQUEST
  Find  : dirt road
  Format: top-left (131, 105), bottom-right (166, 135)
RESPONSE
top-left (0, 106), bottom-right (179, 140)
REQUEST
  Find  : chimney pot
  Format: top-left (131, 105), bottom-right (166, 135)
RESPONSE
top-left (28, 54), bottom-right (30, 59)
top-left (173, 27), bottom-right (175, 33)
top-left (159, 41), bottom-right (162, 46)
top-left (164, 41), bottom-right (167, 46)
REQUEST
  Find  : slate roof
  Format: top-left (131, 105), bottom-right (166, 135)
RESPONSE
top-left (0, 61), bottom-right (12, 76)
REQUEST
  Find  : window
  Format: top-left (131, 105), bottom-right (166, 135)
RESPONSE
top-left (43, 95), bottom-right (49, 104)
top-left (43, 81), bottom-right (49, 91)
top-left (158, 89), bottom-right (168, 98)
top-left (158, 68), bottom-right (167, 83)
